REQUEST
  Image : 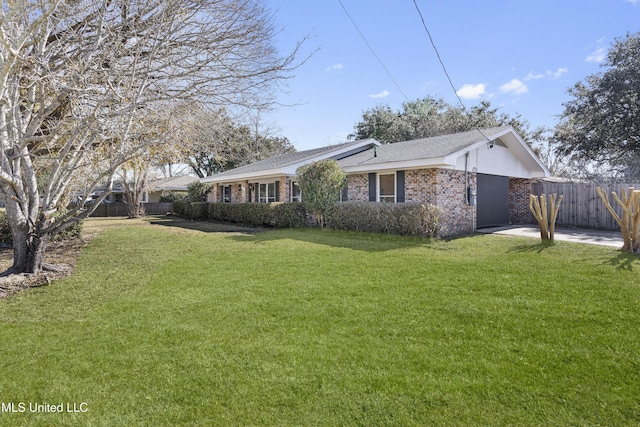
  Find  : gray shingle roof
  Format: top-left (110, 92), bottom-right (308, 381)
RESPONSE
top-left (338, 126), bottom-right (511, 167)
top-left (148, 175), bottom-right (199, 191)
top-left (203, 139), bottom-right (376, 179)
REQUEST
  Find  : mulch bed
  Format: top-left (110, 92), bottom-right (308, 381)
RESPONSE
top-left (0, 238), bottom-right (87, 300)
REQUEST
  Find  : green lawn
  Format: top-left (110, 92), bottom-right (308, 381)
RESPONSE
top-left (1, 217), bottom-right (639, 426)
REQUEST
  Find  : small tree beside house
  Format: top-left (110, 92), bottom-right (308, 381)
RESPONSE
top-left (296, 160), bottom-right (346, 228)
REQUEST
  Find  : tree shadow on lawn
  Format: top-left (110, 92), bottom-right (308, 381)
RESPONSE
top-left (602, 251), bottom-right (640, 271)
top-left (507, 238), bottom-right (640, 271)
top-left (149, 216), bottom-right (435, 252)
top-left (225, 226), bottom-right (446, 253)
top-left (508, 241), bottom-right (558, 254)
top-left (147, 215), bottom-right (264, 234)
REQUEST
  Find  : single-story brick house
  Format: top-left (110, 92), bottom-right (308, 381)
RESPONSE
top-left (201, 126), bottom-right (550, 235)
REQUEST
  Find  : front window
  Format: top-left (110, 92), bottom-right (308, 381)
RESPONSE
top-left (379, 173), bottom-right (395, 203)
top-left (291, 181), bottom-right (302, 202)
top-left (223, 185), bottom-right (231, 203)
top-left (258, 183), bottom-right (276, 203)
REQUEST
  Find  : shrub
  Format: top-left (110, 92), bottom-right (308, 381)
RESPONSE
top-left (52, 220), bottom-right (83, 242)
top-left (0, 210), bottom-right (83, 245)
top-left (173, 201), bottom-right (310, 228)
top-left (274, 203), bottom-right (308, 228)
top-left (187, 181), bottom-right (212, 202)
top-left (207, 203), bottom-right (309, 228)
top-left (0, 210), bottom-right (11, 245)
top-left (159, 192), bottom-right (187, 203)
top-left (325, 202), bottom-right (443, 238)
top-left (296, 159), bottom-right (346, 227)
top-left (172, 200), bottom-right (191, 217)
top-left (190, 202), bottom-right (209, 220)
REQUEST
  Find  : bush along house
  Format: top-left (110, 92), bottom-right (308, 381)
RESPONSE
top-left (200, 126), bottom-right (550, 236)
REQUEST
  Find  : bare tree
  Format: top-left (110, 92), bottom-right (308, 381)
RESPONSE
top-left (0, 0), bottom-right (306, 274)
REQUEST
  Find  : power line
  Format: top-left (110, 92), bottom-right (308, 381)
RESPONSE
top-left (412, 0), bottom-right (492, 142)
top-left (411, 0), bottom-right (465, 109)
top-left (336, 0), bottom-right (410, 101)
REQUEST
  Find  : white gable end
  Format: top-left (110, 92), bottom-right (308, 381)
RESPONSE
top-left (453, 144), bottom-right (546, 178)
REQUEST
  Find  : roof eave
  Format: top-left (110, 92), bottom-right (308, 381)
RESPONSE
top-left (343, 158), bottom-right (451, 173)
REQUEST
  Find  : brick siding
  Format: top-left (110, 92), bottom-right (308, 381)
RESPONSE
top-left (433, 169), bottom-right (476, 236)
top-left (346, 173), bottom-right (369, 202)
top-left (509, 178), bottom-right (536, 224)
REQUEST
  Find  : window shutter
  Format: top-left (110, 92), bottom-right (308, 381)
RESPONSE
top-left (396, 170), bottom-right (405, 203)
top-left (275, 181), bottom-right (280, 202)
top-left (220, 185), bottom-right (224, 203)
top-left (342, 184), bottom-right (348, 202)
top-left (368, 173), bottom-right (377, 202)
top-left (255, 183), bottom-right (259, 202)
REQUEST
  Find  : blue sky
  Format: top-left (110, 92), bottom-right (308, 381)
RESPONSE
top-left (263, 0), bottom-right (640, 151)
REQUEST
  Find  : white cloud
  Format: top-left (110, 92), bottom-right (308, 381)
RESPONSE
top-left (369, 90), bottom-right (390, 99)
top-left (586, 47), bottom-right (606, 63)
top-left (547, 67), bottom-right (568, 79)
top-left (324, 63), bottom-right (343, 72)
top-left (456, 83), bottom-right (487, 100)
top-left (499, 79), bottom-right (528, 95)
top-left (524, 72), bottom-right (545, 81)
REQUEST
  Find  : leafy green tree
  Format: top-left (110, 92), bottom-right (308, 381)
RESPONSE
top-left (352, 97), bottom-right (535, 146)
top-left (552, 32), bottom-right (640, 178)
top-left (187, 181), bottom-right (213, 202)
top-left (296, 160), bottom-right (346, 228)
top-left (172, 105), bottom-right (296, 178)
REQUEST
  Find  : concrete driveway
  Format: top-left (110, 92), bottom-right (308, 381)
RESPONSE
top-left (478, 226), bottom-right (624, 248)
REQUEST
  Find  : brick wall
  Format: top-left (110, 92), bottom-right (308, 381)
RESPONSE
top-left (278, 176), bottom-right (289, 202)
top-left (434, 169), bottom-right (476, 236)
top-left (509, 178), bottom-right (535, 224)
top-left (207, 185), bottom-right (219, 203)
top-left (346, 173), bottom-right (369, 201)
top-left (405, 169), bottom-right (437, 203)
top-left (231, 181), bottom-right (248, 203)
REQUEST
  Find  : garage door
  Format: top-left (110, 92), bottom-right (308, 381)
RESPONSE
top-left (477, 174), bottom-right (509, 227)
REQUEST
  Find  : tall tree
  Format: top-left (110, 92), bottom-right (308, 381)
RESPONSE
top-left (0, 0), bottom-right (305, 274)
top-left (352, 97), bottom-right (535, 146)
top-left (172, 104), bottom-right (295, 178)
top-left (552, 32), bottom-right (640, 177)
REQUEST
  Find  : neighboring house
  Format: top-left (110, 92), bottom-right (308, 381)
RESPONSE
top-left (147, 175), bottom-right (199, 202)
top-left (76, 175), bottom-right (198, 204)
top-left (202, 127), bottom-right (550, 235)
top-left (76, 182), bottom-right (132, 204)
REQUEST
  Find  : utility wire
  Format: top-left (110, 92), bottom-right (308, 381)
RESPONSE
top-left (412, 0), bottom-right (492, 142)
top-left (337, 0), bottom-right (410, 101)
top-left (412, 0), bottom-right (465, 109)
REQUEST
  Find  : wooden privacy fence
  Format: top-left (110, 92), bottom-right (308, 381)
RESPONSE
top-left (89, 202), bottom-right (173, 217)
top-left (532, 181), bottom-right (640, 230)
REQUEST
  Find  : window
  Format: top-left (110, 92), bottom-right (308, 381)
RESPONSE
top-left (379, 173), bottom-right (395, 203)
top-left (222, 185), bottom-right (231, 203)
top-left (258, 182), bottom-right (276, 203)
top-left (290, 181), bottom-right (301, 202)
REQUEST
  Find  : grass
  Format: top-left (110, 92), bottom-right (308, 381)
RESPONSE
top-left (0, 216), bottom-right (639, 426)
